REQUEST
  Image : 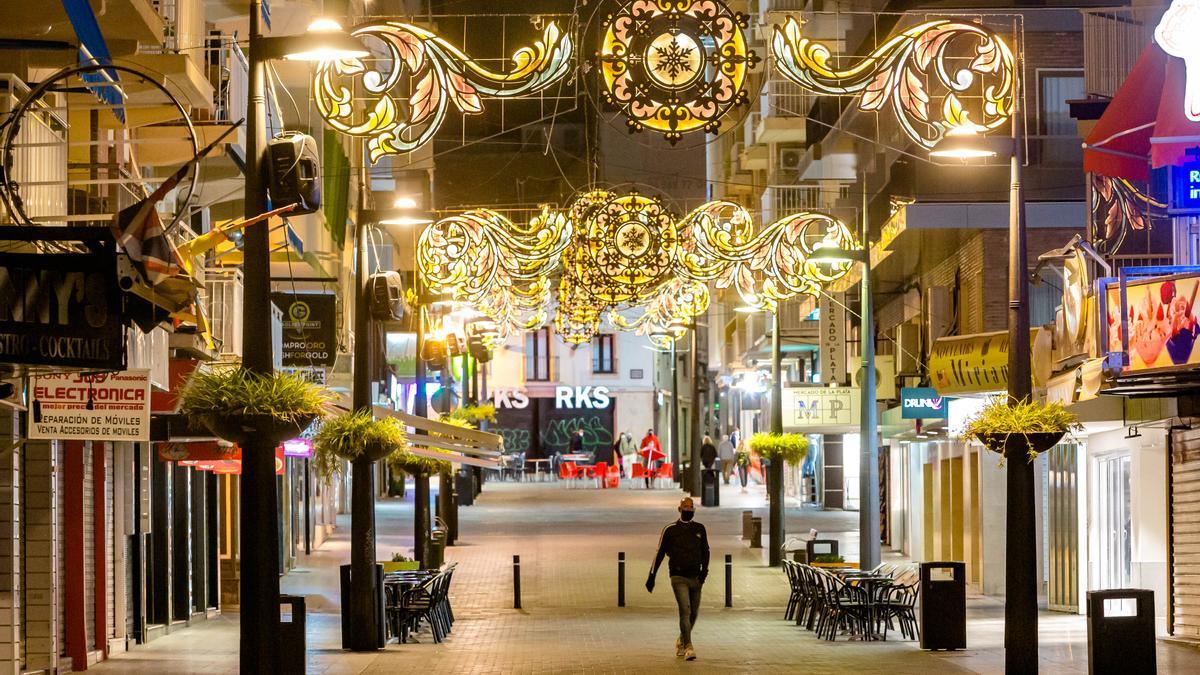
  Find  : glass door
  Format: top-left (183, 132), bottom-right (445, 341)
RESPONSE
top-left (1096, 454), bottom-right (1132, 606)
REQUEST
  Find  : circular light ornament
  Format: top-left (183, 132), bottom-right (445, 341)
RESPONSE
top-left (574, 193), bottom-right (677, 304)
top-left (599, 0), bottom-right (759, 144)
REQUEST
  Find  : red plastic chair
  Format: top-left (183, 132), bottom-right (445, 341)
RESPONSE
top-left (592, 462), bottom-right (608, 488)
top-left (559, 462), bottom-right (578, 484)
top-left (605, 463), bottom-right (620, 489)
top-left (630, 464), bottom-right (646, 486)
top-left (658, 462), bottom-right (674, 487)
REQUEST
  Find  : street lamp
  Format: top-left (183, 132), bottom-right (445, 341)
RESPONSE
top-left (809, 240), bottom-right (878, 572)
top-left (241, 4), bottom-right (364, 670)
top-left (932, 104), bottom-right (1034, 673)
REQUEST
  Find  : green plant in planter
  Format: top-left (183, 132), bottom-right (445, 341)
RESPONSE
top-left (179, 367), bottom-right (331, 443)
top-left (749, 432), bottom-right (809, 465)
top-left (811, 554), bottom-right (845, 564)
top-left (388, 446), bottom-right (453, 477)
top-left (445, 403), bottom-right (495, 425)
top-left (312, 411), bottom-right (407, 479)
top-left (962, 397), bottom-right (1082, 462)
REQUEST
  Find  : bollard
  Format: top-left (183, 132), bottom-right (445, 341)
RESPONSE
top-left (618, 552), bottom-right (626, 607)
top-left (724, 554), bottom-right (733, 608)
top-left (742, 510), bottom-right (753, 540)
top-left (513, 555), bottom-right (522, 610)
top-left (749, 517), bottom-right (763, 548)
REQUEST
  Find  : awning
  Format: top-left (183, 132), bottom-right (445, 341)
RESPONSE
top-left (1083, 43), bottom-right (1200, 181)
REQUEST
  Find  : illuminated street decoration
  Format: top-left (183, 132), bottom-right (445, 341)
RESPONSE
top-left (416, 191), bottom-right (856, 345)
top-left (771, 17), bottom-right (1016, 150)
top-left (315, 21), bottom-right (572, 162)
top-left (1090, 174), bottom-right (1168, 256)
top-left (1156, 0), bottom-right (1200, 121)
top-left (599, 0), bottom-right (759, 143)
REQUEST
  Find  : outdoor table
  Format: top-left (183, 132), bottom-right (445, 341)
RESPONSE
top-left (561, 453), bottom-right (591, 463)
top-left (845, 575), bottom-right (894, 641)
top-left (525, 458), bottom-right (551, 481)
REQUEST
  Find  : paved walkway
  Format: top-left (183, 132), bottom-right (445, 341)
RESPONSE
top-left (94, 479), bottom-right (1200, 674)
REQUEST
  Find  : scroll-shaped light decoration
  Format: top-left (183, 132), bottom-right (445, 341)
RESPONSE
top-left (1156, 0), bottom-right (1200, 121)
top-left (599, 0), bottom-right (759, 143)
top-left (675, 200), bottom-right (858, 310)
top-left (416, 207), bottom-right (570, 335)
top-left (771, 17), bottom-right (1015, 150)
top-left (315, 21), bottom-right (572, 162)
top-left (607, 279), bottom-right (710, 348)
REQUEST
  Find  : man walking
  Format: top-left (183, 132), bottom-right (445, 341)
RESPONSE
top-left (646, 497), bottom-right (709, 661)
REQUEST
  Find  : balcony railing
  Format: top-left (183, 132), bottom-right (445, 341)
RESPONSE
top-left (0, 76), bottom-right (67, 226)
top-left (1082, 8), bottom-right (1162, 98)
top-left (761, 77), bottom-right (813, 119)
top-left (761, 185), bottom-right (822, 224)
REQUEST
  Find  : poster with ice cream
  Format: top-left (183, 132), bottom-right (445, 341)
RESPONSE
top-left (1105, 273), bottom-right (1200, 372)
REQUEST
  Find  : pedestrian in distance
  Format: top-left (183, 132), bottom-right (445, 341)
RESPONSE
top-left (700, 435), bottom-right (717, 469)
top-left (569, 428), bottom-right (585, 460)
top-left (640, 429), bottom-right (663, 488)
top-left (735, 439), bottom-right (750, 491)
top-left (646, 497), bottom-right (709, 661)
top-left (619, 431), bottom-right (637, 478)
top-left (717, 434), bottom-right (735, 485)
top-left (610, 434), bottom-right (624, 478)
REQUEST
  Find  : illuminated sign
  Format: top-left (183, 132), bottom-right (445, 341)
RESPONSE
top-left (1102, 270), bottom-right (1200, 372)
top-left (900, 387), bottom-right (948, 419)
top-left (782, 387), bottom-right (861, 431)
top-left (554, 386), bottom-right (611, 409)
top-left (1156, 0), bottom-right (1200, 122)
top-left (1169, 154), bottom-right (1200, 214)
top-left (29, 370), bottom-right (151, 442)
top-left (282, 438), bottom-right (313, 458)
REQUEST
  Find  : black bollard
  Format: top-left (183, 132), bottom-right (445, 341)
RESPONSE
top-left (513, 555), bottom-right (522, 609)
top-left (618, 551), bottom-right (626, 607)
top-left (724, 554), bottom-right (733, 608)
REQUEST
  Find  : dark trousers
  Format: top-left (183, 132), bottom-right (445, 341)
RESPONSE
top-left (737, 464), bottom-right (748, 487)
top-left (670, 575), bottom-right (702, 646)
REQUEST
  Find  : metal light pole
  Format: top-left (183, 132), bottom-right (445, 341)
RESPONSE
top-left (670, 339), bottom-right (680, 484)
top-left (768, 309), bottom-right (783, 566)
top-left (413, 291), bottom-right (430, 567)
top-left (240, 2), bottom-right (279, 669)
top-left (859, 182), bottom-right (881, 572)
top-left (1004, 101), bottom-right (1037, 674)
top-left (689, 321), bottom-right (702, 497)
top-left (347, 222), bottom-right (380, 649)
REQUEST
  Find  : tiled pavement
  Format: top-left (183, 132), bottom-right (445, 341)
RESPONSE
top-left (93, 479), bottom-right (1200, 674)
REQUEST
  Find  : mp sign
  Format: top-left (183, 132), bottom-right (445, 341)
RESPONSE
top-left (782, 387), bottom-right (860, 430)
top-left (900, 387), bottom-right (949, 419)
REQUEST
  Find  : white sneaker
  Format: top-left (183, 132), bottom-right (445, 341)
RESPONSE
top-left (684, 645), bottom-right (696, 661)
top-left (675, 638), bottom-right (685, 658)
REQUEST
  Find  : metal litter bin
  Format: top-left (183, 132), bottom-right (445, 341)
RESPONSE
top-left (428, 527), bottom-right (447, 569)
top-left (280, 595), bottom-right (306, 674)
top-left (919, 561), bottom-right (966, 650)
top-left (701, 469), bottom-right (720, 506)
top-left (806, 539), bottom-right (839, 561)
top-left (1087, 589), bottom-right (1156, 675)
top-left (456, 469), bottom-right (474, 506)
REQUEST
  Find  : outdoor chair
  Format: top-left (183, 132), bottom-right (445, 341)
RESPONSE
top-left (783, 560), bottom-right (803, 621)
top-left (559, 462), bottom-right (579, 484)
top-left (591, 462), bottom-right (608, 487)
top-left (879, 580), bottom-right (919, 641)
top-left (657, 462), bottom-right (674, 487)
top-left (815, 570), bottom-right (872, 641)
top-left (630, 464), bottom-right (647, 487)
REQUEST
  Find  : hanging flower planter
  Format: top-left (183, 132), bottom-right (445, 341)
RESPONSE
top-left (179, 368), bottom-right (331, 446)
top-left (312, 411), bottom-right (408, 479)
top-left (963, 398), bottom-right (1080, 463)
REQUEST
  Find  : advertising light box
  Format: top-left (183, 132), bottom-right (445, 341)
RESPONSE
top-left (1104, 270), bottom-right (1200, 372)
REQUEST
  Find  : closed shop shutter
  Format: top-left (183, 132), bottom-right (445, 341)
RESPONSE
top-left (1171, 427), bottom-right (1200, 637)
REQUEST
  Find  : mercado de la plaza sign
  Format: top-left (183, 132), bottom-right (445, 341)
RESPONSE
top-left (312, 5), bottom-right (1019, 343)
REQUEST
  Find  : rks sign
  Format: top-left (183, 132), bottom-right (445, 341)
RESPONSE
top-left (900, 387), bottom-right (948, 419)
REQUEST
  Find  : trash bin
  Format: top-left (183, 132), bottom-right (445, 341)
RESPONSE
top-left (456, 469), bottom-right (474, 506)
top-left (338, 564), bottom-right (385, 649)
top-left (919, 561), bottom-right (966, 650)
top-left (1087, 589), bottom-right (1156, 674)
top-left (749, 517), bottom-right (763, 548)
top-left (701, 469), bottom-right (720, 506)
top-left (280, 594), bottom-right (306, 673)
top-left (742, 510), bottom-right (754, 540)
top-left (428, 528), bottom-right (447, 569)
top-left (806, 539), bottom-right (839, 561)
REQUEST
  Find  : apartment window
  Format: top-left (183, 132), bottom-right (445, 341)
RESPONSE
top-left (524, 327), bottom-right (551, 381)
top-left (592, 334), bottom-right (616, 373)
top-left (1037, 70), bottom-right (1084, 165)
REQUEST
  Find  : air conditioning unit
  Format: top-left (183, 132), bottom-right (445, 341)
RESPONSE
top-left (852, 354), bottom-right (897, 400)
top-left (777, 145), bottom-right (803, 177)
top-left (895, 321), bottom-right (922, 375)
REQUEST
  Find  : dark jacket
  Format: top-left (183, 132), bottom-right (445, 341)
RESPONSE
top-left (651, 520), bottom-right (710, 579)
top-left (569, 433), bottom-right (584, 453)
top-left (700, 442), bottom-right (717, 468)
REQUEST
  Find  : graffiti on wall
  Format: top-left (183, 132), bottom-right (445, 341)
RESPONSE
top-left (540, 416), bottom-right (613, 454)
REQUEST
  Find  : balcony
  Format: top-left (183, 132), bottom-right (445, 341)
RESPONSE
top-left (1082, 7), bottom-right (1163, 99)
top-left (755, 78), bottom-right (811, 145)
top-left (204, 267), bottom-right (244, 358)
top-left (761, 185), bottom-right (822, 224)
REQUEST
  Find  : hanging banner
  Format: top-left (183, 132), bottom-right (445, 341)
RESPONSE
top-left (819, 293), bottom-right (847, 385)
top-left (28, 370), bottom-right (151, 441)
top-left (0, 246), bottom-right (124, 370)
top-left (271, 293), bottom-right (337, 367)
top-left (928, 330), bottom-right (1044, 394)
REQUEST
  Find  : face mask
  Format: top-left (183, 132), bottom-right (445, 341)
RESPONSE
top-left (680, 511), bottom-right (695, 522)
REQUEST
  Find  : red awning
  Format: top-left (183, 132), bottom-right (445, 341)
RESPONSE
top-left (1084, 43), bottom-right (1200, 181)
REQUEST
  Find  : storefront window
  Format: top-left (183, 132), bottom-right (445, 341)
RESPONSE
top-left (1097, 454), bottom-right (1132, 595)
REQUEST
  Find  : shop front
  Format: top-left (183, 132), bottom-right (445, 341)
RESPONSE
top-left (491, 386), bottom-right (617, 461)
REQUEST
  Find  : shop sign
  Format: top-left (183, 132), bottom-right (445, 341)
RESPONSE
top-left (281, 366), bottom-right (327, 385)
top-left (271, 293), bottom-right (337, 367)
top-left (554, 385), bottom-right (611, 409)
top-left (1102, 270), bottom-right (1200, 373)
top-left (0, 247), bottom-right (124, 369)
top-left (929, 331), bottom-right (1015, 394)
top-left (282, 438), bottom-right (313, 458)
top-left (900, 387), bottom-right (948, 419)
top-left (1169, 155), bottom-right (1200, 214)
top-left (782, 386), bottom-right (861, 430)
top-left (493, 388), bottom-right (531, 409)
top-left (157, 442), bottom-right (238, 462)
top-left (29, 370), bottom-right (150, 441)
top-left (819, 293), bottom-right (847, 385)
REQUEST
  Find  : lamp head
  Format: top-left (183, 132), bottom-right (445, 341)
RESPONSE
top-left (281, 19), bottom-right (369, 61)
top-left (929, 124), bottom-right (1005, 161)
